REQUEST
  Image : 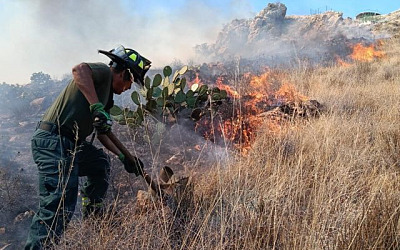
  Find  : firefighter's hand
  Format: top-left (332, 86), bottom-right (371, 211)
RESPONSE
top-left (119, 154), bottom-right (144, 176)
top-left (90, 102), bottom-right (112, 134)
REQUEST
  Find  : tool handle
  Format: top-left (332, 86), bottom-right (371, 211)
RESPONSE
top-left (106, 132), bottom-right (163, 196)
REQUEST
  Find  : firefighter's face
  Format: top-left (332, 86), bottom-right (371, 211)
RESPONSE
top-left (113, 69), bottom-right (134, 95)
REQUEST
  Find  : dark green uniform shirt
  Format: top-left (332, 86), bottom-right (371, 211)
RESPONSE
top-left (42, 63), bottom-right (113, 140)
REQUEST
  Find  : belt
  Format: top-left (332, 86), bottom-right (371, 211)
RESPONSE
top-left (37, 121), bottom-right (82, 144)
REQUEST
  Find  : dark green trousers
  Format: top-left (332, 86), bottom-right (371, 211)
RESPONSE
top-left (25, 127), bottom-right (110, 250)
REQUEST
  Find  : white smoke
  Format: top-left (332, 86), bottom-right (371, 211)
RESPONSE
top-left (0, 0), bottom-right (255, 85)
top-left (195, 3), bottom-right (392, 67)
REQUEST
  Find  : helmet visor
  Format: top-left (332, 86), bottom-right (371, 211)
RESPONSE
top-left (111, 45), bottom-right (127, 59)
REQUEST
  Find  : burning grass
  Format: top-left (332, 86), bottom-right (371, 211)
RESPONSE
top-left (350, 42), bottom-right (385, 62)
top-left (194, 70), bottom-right (322, 154)
top-left (336, 41), bottom-right (386, 67)
top-left (55, 38), bottom-right (400, 249)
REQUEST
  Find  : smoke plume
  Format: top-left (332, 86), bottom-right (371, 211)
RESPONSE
top-left (195, 3), bottom-right (390, 68)
top-left (0, 0), bottom-right (255, 85)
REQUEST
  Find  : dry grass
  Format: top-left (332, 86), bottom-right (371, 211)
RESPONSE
top-left (59, 38), bottom-right (400, 249)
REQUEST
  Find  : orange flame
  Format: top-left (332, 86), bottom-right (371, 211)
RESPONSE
top-left (188, 72), bottom-right (202, 88)
top-left (196, 71), bottom-right (308, 153)
top-left (216, 76), bottom-right (240, 98)
top-left (275, 82), bottom-right (308, 103)
top-left (335, 55), bottom-right (351, 67)
top-left (335, 41), bottom-right (385, 66)
top-left (350, 43), bottom-right (385, 62)
top-left (249, 71), bottom-right (271, 89)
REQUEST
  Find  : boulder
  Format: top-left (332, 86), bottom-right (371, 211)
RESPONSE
top-left (29, 97), bottom-right (45, 108)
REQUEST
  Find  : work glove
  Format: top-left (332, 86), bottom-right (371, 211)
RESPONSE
top-left (90, 102), bottom-right (112, 134)
top-left (119, 153), bottom-right (144, 176)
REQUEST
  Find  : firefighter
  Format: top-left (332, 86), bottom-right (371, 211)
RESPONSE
top-left (25, 45), bottom-right (151, 249)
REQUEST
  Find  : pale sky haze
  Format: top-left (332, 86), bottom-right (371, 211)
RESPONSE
top-left (0, 0), bottom-right (398, 85)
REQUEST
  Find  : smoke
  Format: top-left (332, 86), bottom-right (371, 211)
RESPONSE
top-left (0, 0), bottom-right (255, 85)
top-left (195, 3), bottom-right (390, 68)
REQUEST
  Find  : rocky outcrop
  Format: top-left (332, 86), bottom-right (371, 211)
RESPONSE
top-left (195, 3), bottom-right (394, 65)
top-left (248, 3), bottom-right (287, 41)
top-left (373, 10), bottom-right (400, 37)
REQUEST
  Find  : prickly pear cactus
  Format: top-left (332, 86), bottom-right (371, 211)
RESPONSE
top-left (110, 65), bottom-right (228, 127)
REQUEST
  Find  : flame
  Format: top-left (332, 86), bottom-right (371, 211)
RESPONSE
top-left (188, 72), bottom-right (202, 88)
top-left (350, 43), bottom-right (385, 62)
top-left (335, 41), bottom-right (385, 66)
top-left (195, 71), bottom-right (308, 153)
top-left (335, 55), bottom-right (351, 67)
top-left (275, 82), bottom-right (308, 103)
top-left (216, 76), bottom-right (240, 98)
top-left (249, 71), bottom-right (271, 89)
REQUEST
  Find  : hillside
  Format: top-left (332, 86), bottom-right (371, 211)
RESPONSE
top-left (196, 3), bottom-right (397, 65)
top-left (373, 9), bottom-right (400, 36)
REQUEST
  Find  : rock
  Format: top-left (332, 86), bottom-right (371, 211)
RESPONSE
top-left (18, 121), bottom-right (29, 127)
top-left (30, 97), bottom-right (45, 107)
top-left (249, 3), bottom-right (287, 39)
top-left (259, 3), bottom-right (287, 20)
top-left (14, 211), bottom-right (34, 223)
top-left (135, 175), bottom-right (193, 216)
top-left (135, 190), bottom-right (156, 213)
top-left (8, 136), bottom-right (18, 142)
top-left (166, 153), bottom-right (184, 165)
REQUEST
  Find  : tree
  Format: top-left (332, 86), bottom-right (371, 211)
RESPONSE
top-left (30, 72), bottom-right (51, 85)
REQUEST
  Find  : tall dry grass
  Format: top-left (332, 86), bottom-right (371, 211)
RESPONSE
top-left (59, 38), bottom-right (400, 249)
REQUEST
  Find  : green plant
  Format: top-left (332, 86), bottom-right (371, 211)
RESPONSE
top-left (110, 65), bottom-right (228, 127)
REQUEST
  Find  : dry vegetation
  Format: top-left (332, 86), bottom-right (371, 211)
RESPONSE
top-left (56, 38), bottom-right (400, 249)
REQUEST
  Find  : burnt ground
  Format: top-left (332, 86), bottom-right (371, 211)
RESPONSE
top-left (0, 113), bottom-right (39, 249)
top-left (0, 108), bottom-right (228, 248)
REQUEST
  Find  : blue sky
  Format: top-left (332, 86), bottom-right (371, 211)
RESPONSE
top-left (0, 1), bottom-right (398, 85)
top-left (252, 1), bottom-right (398, 17)
top-left (125, 1), bottom-right (398, 18)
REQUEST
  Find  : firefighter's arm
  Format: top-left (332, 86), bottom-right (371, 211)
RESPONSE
top-left (72, 63), bottom-right (99, 104)
top-left (98, 133), bottom-right (162, 194)
top-left (97, 133), bottom-right (121, 156)
top-left (73, 63), bottom-right (112, 133)
top-left (97, 132), bottom-right (144, 176)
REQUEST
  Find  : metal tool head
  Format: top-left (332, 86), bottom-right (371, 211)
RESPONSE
top-left (159, 166), bottom-right (174, 183)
